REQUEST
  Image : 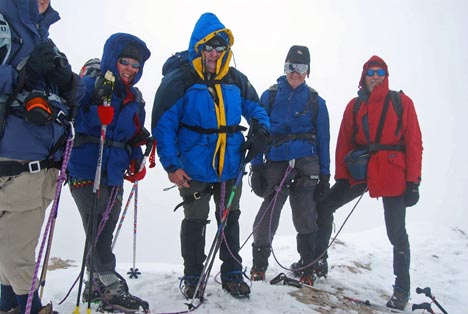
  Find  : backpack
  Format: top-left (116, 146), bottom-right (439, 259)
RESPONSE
top-left (266, 83), bottom-right (319, 127)
top-left (0, 13), bottom-right (12, 65)
top-left (351, 90), bottom-right (405, 152)
top-left (161, 50), bottom-right (189, 76)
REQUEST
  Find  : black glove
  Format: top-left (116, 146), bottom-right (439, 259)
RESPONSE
top-left (243, 124), bottom-right (270, 163)
top-left (90, 78), bottom-right (113, 104)
top-left (26, 42), bottom-right (56, 82)
top-left (314, 174), bottom-right (330, 202)
top-left (403, 182), bottom-right (419, 207)
top-left (250, 164), bottom-right (266, 197)
top-left (47, 53), bottom-right (73, 87)
top-left (328, 179), bottom-right (350, 202)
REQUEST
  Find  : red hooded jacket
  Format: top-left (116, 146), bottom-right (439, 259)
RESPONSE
top-left (335, 55), bottom-right (423, 197)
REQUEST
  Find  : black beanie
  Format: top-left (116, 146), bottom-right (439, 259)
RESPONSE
top-left (285, 45), bottom-right (310, 65)
top-left (205, 35), bottom-right (227, 47)
top-left (119, 44), bottom-right (142, 63)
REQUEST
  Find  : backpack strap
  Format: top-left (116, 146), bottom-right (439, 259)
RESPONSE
top-left (389, 90), bottom-right (403, 136)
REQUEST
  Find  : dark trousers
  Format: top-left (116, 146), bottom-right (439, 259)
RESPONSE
top-left (179, 179), bottom-right (243, 276)
top-left (70, 183), bottom-right (123, 273)
top-left (316, 182), bottom-right (410, 291)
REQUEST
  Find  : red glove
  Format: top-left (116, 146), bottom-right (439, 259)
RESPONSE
top-left (97, 105), bottom-right (114, 125)
top-left (125, 160), bottom-right (146, 182)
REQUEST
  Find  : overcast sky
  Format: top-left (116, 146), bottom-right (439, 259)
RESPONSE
top-left (46, 0), bottom-right (468, 264)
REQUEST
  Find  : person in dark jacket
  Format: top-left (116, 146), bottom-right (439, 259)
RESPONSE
top-left (67, 33), bottom-right (151, 312)
top-left (0, 0), bottom-right (82, 313)
top-left (249, 45), bottom-right (331, 286)
top-left (315, 55), bottom-right (423, 311)
top-left (152, 12), bottom-right (270, 299)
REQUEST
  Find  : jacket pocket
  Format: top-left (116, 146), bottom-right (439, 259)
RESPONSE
top-left (368, 151), bottom-right (406, 197)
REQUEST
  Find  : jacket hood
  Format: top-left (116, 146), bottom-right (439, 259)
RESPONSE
top-left (188, 12), bottom-right (234, 80)
top-left (359, 55), bottom-right (389, 90)
top-left (100, 32), bottom-right (151, 86)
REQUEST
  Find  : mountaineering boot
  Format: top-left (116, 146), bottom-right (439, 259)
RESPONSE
top-left (290, 260), bottom-right (303, 277)
top-left (386, 286), bottom-right (410, 310)
top-left (180, 275), bottom-right (201, 300)
top-left (100, 281), bottom-right (143, 312)
top-left (221, 271), bottom-right (250, 297)
top-left (250, 266), bottom-right (266, 281)
top-left (314, 255), bottom-right (328, 278)
top-left (82, 277), bottom-right (105, 303)
top-left (251, 245), bottom-right (271, 281)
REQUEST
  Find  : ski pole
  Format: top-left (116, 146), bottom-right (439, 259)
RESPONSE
top-left (74, 70), bottom-right (115, 314)
top-left (416, 287), bottom-right (448, 314)
top-left (127, 182), bottom-right (141, 278)
top-left (111, 182), bottom-right (137, 250)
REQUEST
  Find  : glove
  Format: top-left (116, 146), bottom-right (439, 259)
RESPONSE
top-left (125, 159), bottom-right (146, 182)
top-left (328, 179), bottom-right (350, 202)
top-left (91, 80), bottom-right (113, 104)
top-left (243, 124), bottom-right (270, 163)
top-left (97, 105), bottom-right (114, 125)
top-left (403, 182), bottom-right (419, 207)
top-left (26, 42), bottom-right (56, 82)
top-left (314, 174), bottom-right (330, 202)
top-left (250, 164), bottom-right (266, 197)
top-left (47, 58), bottom-right (73, 87)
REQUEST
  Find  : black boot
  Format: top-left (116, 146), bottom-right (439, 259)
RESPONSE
top-left (251, 245), bottom-right (271, 281)
top-left (221, 271), bottom-right (250, 297)
top-left (386, 286), bottom-right (410, 310)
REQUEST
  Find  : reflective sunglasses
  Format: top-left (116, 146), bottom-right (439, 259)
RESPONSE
top-left (204, 45), bottom-right (227, 53)
top-left (284, 62), bottom-right (308, 74)
top-left (366, 69), bottom-right (386, 77)
top-left (118, 58), bottom-right (141, 69)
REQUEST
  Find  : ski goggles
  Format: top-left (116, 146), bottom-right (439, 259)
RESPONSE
top-left (284, 62), bottom-right (308, 74)
top-left (204, 45), bottom-right (227, 53)
top-left (118, 58), bottom-right (141, 69)
top-left (366, 69), bottom-right (386, 77)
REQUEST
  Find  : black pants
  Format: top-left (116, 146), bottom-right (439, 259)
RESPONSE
top-left (316, 182), bottom-right (410, 291)
top-left (70, 182), bottom-right (123, 273)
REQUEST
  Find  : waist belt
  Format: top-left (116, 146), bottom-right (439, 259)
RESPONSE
top-left (180, 123), bottom-right (247, 134)
top-left (357, 143), bottom-right (405, 153)
top-left (74, 134), bottom-right (131, 152)
top-left (270, 133), bottom-right (317, 147)
top-left (0, 159), bottom-right (61, 177)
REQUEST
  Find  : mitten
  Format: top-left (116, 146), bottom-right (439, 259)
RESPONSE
top-left (47, 58), bottom-right (73, 87)
top-left (125, 160), bottom-right (146, 182)
top-left (26, 42), bottom-right (56, 82)
top-left (97, 105), bottom-right (114, 125)
top-left (314, 174), bottom-right (331, 202)
top-left (90, 80), bottom-right (113, 104)
top-left (243, 124), bottom-right (270, 163)
top-left (403, 182), bottom-right (419, 207)
top-left (250, 164), bottom-right (266, 197)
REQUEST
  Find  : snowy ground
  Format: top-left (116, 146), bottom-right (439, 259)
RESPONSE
top-left (41, 222), bottom-right (467, 314)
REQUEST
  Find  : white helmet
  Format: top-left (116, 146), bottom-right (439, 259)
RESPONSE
top-left (0, 13), bottom-right (11, 65)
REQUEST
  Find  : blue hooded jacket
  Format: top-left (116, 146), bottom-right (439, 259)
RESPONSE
top-left (152, 12), bottom-right (269, 182)
top-left (252, 75), bottom-right (330, 176)
top-left (0, 0), bottom-right (82, 162)
top-left (67, 33), bottom-right (151, 186)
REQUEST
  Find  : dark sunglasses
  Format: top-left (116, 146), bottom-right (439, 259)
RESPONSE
top-left (366, 69), bottom-right (386, 77)
top-left (284, 62), bottom-right (308, 74)
top-left (204, 45), bottom-right (227, 53)
top-left (118, 58), bottom-right (141, 69)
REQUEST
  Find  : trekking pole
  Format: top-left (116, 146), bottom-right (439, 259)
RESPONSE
top-left (74, 70), bottom-right (115, 314)
top-left (186, 126), bottom-right (253, 309)
top-left (25, 124), bottom-right (76, 314)
top-left (127, 182), bottom-right (141, 278)
top-left (111, 182), bottom-right (137, 250)
top-left (416, 287), bottom-right (448, 314)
